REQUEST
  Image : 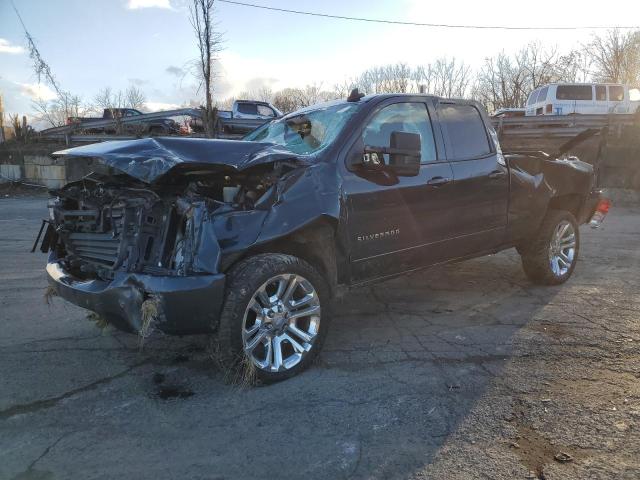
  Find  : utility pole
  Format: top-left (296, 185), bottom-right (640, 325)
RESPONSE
top-left (0, 94), bottom-right (5, 143)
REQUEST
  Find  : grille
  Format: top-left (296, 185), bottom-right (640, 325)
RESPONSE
top-left (67, 232), bottom-right (122, 267)
top-left (62, 206), bottom-right (126, 269)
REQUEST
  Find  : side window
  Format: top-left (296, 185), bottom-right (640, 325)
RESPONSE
top-left (257, 105), bottom-right (276, 117)
top-left (362, 103), bottom-right (437, 164)
top-left (537, 86), bottom-right (549, 103)
top-left (556, 85), bottom-right (593, 100)
top-left (438, 103), bottom-right (492, 160)
top-left (608, 86), bottom-right (624, 102)
top-left (596, 85), bottom-right (607, 101)
top-left (237, 103), bottom-right (258, 115)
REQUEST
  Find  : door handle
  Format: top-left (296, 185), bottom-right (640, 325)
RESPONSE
top-left (427, 176), bottom-right (451, 186)
top-left (488, 170), bottom-right (507, 179)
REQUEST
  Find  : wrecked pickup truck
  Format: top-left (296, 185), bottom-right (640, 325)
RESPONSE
top-left (40, 92), bottom-right (609, 382)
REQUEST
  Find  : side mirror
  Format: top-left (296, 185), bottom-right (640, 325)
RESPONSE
top-left (362, 131), bottom-right (421, 176)
top-left (389, 131), bottom-right (421, 176)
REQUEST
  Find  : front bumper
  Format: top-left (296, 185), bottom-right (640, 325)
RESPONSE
top-left (46, 254), bottom-right (226, 335)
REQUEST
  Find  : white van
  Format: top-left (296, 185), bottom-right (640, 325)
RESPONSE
top-left (525, 83), bottom-right (640, 116)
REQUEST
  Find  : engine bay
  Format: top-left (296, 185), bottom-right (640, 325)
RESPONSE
top-left (47, 161), bottom-right (297, 281)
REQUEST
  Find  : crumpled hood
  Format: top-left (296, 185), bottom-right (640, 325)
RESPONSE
top-left (52, 137), bottom-right (304, 183)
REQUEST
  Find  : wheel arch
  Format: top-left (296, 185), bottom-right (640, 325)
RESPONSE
top-left (547, 193), bottom-right (584, 219)
top-left (232, 216), bottom-right (342, 294)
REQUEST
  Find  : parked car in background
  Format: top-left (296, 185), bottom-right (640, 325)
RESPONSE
top-left (190, 100), bottom-right (283, 134)
top-left (525, 83), bottom-right (640, 116)
top-left (67, 108), bottom-right (180, 134)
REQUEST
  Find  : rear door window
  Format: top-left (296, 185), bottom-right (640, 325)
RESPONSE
top-left (257, 105), bottom-right (276, 117)
top-left (608, 86), bottom-right (624, 102)
top-left (596, 85), bottom-right (607, 101)
top-left (556, 85), bottom-right (593, 100)
top-left (237, 103), bottom-right (258, 115)
top-left (438, 103), bottom-right (492, 160)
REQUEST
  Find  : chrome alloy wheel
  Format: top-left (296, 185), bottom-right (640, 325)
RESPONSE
top-left (548, 220), bottom-right (576, 277)
top-left (241, 274), bottom-right (321, 372)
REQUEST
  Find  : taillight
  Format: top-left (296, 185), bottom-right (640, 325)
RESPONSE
top-left (597, 198), bottom-right (611, 214)
top-left (590, 198), bottom-right (611, 228)
top-left (546, 104), bottom-right (553, 114)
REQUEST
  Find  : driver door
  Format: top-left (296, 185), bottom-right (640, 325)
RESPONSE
top-left (342, 101), bottom-right (456, 284)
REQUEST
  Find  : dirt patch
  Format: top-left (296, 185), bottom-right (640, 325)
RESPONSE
top-left (515, 425), bottom-right (575, 479)
top-left (528, 322), bottom-right (570, 338)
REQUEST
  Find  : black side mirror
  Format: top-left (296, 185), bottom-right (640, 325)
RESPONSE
top-left (362, 131), bottom-right (421, 176)
top-left (389, 131), bottom-right (421, 176)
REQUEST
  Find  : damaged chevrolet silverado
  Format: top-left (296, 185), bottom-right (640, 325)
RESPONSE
top-left (40, 92), bottom-right (608, 382)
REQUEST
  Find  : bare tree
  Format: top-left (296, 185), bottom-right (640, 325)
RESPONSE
top-left (332, 79), bottom-right (358, 99)
top-left (0, 94), bottom-right (5, 143)
top-left (255, 86), bottom-right (274, 103)
top-left (217, 96), bottom-right (236, 111)
top-left (414, 58), bottom-right (472, 97)
top-left (189, 0), bottom-right (223, 137)
top-left (473, 43), bottom-right (563, 112)
top-left (32, 92), bottom-right (85, 128)
top-left (13, 2), bottom-right (84, 129)
top-left (555, 49), bottom-right (592, 83)
top-left (272, 88), bottom-right (306, 114)
top-left (125, 86), bottom-right (146, 110)
top-left (586, 29), bottom-right (640, 84)
top-left (356, 63), bottom-right (414, 94)
top-left (93, 87), bottom-right (121, 112)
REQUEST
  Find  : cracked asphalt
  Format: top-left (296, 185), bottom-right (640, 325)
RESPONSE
top-left (1, 196), bottom-right (639, 480)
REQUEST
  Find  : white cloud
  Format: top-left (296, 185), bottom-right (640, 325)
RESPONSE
top-left (0, 39), bottom-right (25, 55)
top-left (127, 0), bottom-right (171, 9)
top-left (143, 101), bottom-right (182, 112)
top-left (18, 82), bottom-right (57, 101)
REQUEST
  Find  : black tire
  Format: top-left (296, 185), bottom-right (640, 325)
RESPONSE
top-left (215, 253), bottom-right (330, 384)
top-left (520, 210), bottom-right (580, 285)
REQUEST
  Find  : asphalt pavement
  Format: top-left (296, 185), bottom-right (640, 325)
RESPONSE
top-left (1, 196), bottom-right (638, 480)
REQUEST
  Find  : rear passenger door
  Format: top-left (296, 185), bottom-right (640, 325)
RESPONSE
top-left (436, 101), bottom-right (509, 257)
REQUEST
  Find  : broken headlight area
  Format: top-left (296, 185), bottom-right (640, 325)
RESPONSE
top-left (47, 162), bottom-right (297, 281)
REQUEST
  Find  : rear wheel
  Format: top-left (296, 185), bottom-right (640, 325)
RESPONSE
top-left (216, 254), bottom-right (330, 383)
top-left (520, 210), bottom-right (580, 285)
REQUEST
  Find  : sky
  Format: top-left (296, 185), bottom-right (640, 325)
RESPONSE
top-left (1, 0), bottom-right (639, 123)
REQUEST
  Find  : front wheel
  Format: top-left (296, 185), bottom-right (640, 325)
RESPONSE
top-left (215, 254), bottom-right (330, 384)
top-left (520, 210), bottom-right (580, 285)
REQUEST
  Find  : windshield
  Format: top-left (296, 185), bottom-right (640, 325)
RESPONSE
top-left (244, 102), bottom-right (359, 155)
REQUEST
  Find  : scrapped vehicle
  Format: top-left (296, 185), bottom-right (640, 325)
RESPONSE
top-left (68, 108), bottom-right (180, 135)
top-left (190, 100), bottom-right (283, 135)
top-left (525, 83), bottom-right (640, 116)
top-left (40, 91), bottom-right (609, 382)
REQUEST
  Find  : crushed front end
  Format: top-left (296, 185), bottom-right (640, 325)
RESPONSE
top-left (43, 179), bottom-right (227, 333)
top-left (43, 160), bottom-right (290, 334)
